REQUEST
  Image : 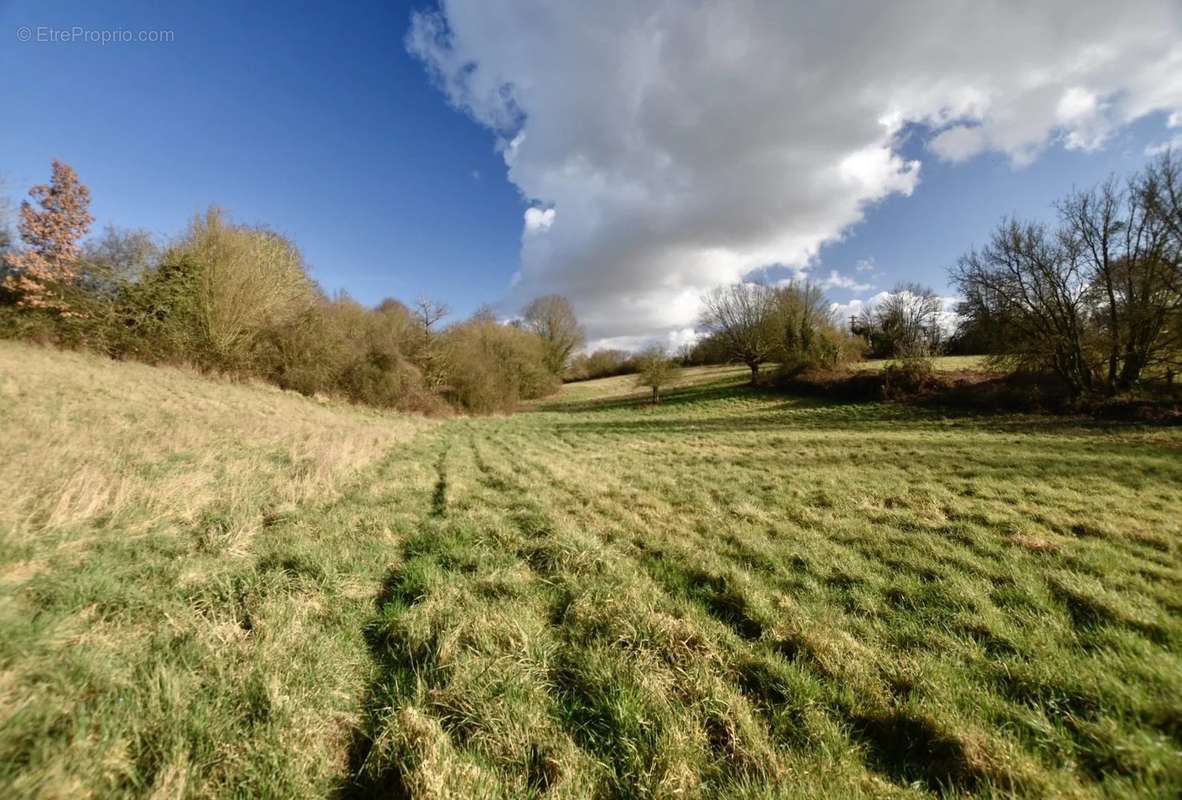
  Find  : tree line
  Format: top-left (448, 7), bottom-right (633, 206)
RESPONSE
top-left (951, 153), bottom-right (1182, 396)
top-left (4, 153), bottom-right (1178, 411)
top-left (0, 161), bottom-right (585, 414)
top-left (609, 153), bottom-right (1182, 403)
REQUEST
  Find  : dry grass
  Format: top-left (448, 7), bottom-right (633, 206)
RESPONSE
top-left (0, 340), bottom-right (427, 540)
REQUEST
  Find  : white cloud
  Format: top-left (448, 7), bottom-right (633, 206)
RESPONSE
top-left (586, 327), bottom-right (700, 355)
top-left (854, 258), bottom-right (877, 274)
top-left (929, 125), bottom-right (987, 163)
top-left (523, 206), bottom-right (555, 234)
top-left (1146, 134), bottom-right (1182, 156)
top-left (408, 1), bottom-right (1182, 342)
top-left (808, 270), bottom-right (874, 293)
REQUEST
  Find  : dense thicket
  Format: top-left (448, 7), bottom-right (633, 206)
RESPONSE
top-left (564, 348), bottom-right (638, 381)
top-left (0, 162), bottom-right (566, 414)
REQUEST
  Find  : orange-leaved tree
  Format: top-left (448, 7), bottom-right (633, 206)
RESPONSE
top-left (3, 160), bottom-right (94, 314)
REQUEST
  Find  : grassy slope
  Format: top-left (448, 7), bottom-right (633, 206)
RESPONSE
top-left (2, 345), bottom-right (1180, 798)
top-left (847, 355), bottom-right (991, 373)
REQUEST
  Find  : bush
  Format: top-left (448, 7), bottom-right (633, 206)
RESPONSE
top-left (442, 313), bottom-right (559, 413)
top-left (882, 357), bottom-right (937, 399)
top-left (256, 295), bottom-right (445, 414)
top-left (565, 348), bottom-right (636, 381)
top-left (634, 348), bottom-right (680, 403)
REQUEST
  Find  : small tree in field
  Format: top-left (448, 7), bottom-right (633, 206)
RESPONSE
top-left (635, 347), bottom-right (680, 404)
top-left (3, 160), bottom-right (94, 314)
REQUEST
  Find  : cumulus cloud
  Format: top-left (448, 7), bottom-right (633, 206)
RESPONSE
top-left (587, 326), bottom-right (700, 355)
top-left (523, 206), bottom-right (555, 234)
top-left (408, 1), bottom-right (1182, 343)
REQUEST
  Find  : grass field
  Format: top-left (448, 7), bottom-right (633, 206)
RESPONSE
top-left (2, 342), bottom-right (1180, 798)
top-left (847, 355), bottom-right (992, 373)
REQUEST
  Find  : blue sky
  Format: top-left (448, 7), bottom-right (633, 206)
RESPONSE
top-left (0, 0), bottom-right (523, 317)
top-left (2, 1), bottom-right (1179, 344)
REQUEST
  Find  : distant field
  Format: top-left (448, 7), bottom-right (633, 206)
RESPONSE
top-left (2, 349), bottom-right (1180, 798)
top-left (848, 355), bottom-right (993, 373)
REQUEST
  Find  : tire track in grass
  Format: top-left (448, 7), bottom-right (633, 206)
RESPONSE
top-left (473, 425), bottom-right (804, 794)
top-left (483, 418), bottom-right (1017, 795)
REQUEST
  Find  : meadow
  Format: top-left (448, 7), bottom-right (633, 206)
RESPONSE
top-left (847, 356), bottom-right (991, 374)
top-left (1, 341), bottom-right (1180, 798)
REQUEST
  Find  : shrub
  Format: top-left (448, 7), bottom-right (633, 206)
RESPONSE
top-left (882, 356), bottom-right (936, 399)
top-left (634, 348), bottom-right (681, 403)
top-left (565, 348), bottom-right (636, 381)
top-left (443, 313), bottom-right (559, 413)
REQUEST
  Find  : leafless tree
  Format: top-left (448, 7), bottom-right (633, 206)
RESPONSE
top-left (952, 154), bottom-right (1182, 395)
top-left (412, 297), bottom-right (450, 389)
top-left (83, 226), bottom-right (159, 290)
top-left (951, 220), bottom-right (1097, 394)
top-left (699, 282), bottom-right (779, 383)
top-left (857, 282), bottom-right (943, 358)
top-left (521, 294), bottom-right (584, 374)
top-left (1059, 172), bottom-right (1178, 391)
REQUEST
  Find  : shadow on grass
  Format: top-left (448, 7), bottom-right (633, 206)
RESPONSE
top-left (537, 379), bottom-right (763, 414)
top-left (845, 710), bottom-right (989, 793)
top-left (336, 568), bottom-right (413, 800)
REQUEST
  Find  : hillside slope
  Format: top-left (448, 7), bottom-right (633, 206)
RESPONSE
top-left (2, 348), bottom-right (1180, 798)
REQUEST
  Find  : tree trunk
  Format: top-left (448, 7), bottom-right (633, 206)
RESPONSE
top-left (652, 386), bottom-right (660, 404)
top-left (748, 362), bottom-right (759, 385)
top-left (1117, 349), bottom-right (1146, 391)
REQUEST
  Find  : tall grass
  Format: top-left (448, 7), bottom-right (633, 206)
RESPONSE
top-left (0, 341), bottom-right (427, 540)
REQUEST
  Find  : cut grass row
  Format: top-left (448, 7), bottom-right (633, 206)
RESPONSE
top-left (1, 343), bottom-right (1180, 797)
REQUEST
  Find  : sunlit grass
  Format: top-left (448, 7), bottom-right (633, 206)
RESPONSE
top-left (847, 355), bottom-right (992, 373)
top-left (2, 348), bottom-right (1179, 798)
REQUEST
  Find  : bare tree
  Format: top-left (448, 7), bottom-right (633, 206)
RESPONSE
top-left (0, 181), bottom-right (11, 255)
top-left (1059, 173), bottom-right (1177, 391)
top-left (951, 219), bottom-right (1096, 394)
top-left (412, 297), bottom-right (450, 390)
top-left (699, 282), bottom-right (779, 384)
top-left (858, 282), bottom-right (944, 358)
top-left (1134, 150), bottom-right (1182, 378)
top-left (952, 155), bottom-right (1182, 395)
top-left (413, 296), bottom-right (450, 339)
top-left (83, 226), bottom-right (159, 290)
top-left (521, 294), bottom-right (585, 374)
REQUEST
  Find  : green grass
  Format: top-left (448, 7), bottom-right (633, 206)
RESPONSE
top-left (2, 344), bottom-right (1180, 798)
